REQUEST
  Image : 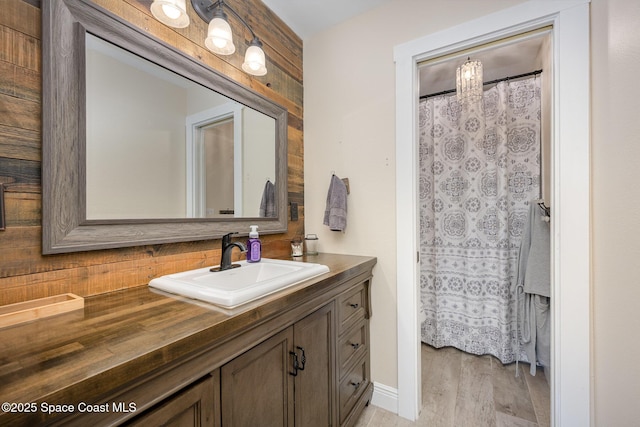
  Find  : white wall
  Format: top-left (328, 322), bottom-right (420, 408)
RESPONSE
top-left (306, 0), bottom-right (640, 422)
top-left (591, 0), bottom-right (640, 424)
top-left (537, 34), bottom-right (552, 204)
top-left (86, 48), bottom-right (187, 219)
top-left (242, 109), bottom-right (276, 217)
top-left (304, 0), bottom-right (526, 390)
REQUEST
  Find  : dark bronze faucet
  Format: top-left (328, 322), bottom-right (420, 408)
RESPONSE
top-left (210, 232), bottom-right (247, 272)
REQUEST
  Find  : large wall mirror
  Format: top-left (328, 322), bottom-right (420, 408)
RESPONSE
top-left (42, 0), bottom-right (288, 254)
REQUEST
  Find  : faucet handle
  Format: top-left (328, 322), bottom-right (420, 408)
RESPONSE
top-left (222, 232), bottom-right (238, 246)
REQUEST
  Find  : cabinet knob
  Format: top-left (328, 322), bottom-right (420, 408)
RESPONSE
top-left (350, 342), bottom-right (361, 350)
top-left (350, 381), bottom-right (362, 390)
top-left (349, 303), bottom-right (359, 309)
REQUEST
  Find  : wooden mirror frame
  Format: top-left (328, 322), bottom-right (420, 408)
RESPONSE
top-left (42, 0), bottom-right (288, 254)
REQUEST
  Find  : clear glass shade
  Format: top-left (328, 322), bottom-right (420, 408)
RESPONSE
top-left (150, 0), bottom-right (190, 28)
top-left (242, 42), bottom-right (267, 76)
top-left (456, 59), bottom-right (483, 105)
top-left (205, 17), bottom-right (236, 55)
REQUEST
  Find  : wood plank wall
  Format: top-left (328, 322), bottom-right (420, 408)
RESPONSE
top-left (0, 0), bottom-right (304, 305)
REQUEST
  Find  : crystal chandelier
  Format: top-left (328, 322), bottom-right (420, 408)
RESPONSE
top-left (456, 57), bottom-right (483, 105)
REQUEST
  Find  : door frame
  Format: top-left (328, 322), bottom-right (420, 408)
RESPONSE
top-left (394, 1), bottom-right (590, 425)
top-left (186, 103), bottom-right (244, 217)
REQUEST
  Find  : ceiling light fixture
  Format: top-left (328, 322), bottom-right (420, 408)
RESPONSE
top-left (456, 57), bottom-right (483, 106)
top-left (150, 0), bottom-right (267, 76)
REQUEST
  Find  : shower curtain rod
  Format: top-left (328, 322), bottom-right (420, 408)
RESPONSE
top-left (420, 69), bottom-right (543, 100)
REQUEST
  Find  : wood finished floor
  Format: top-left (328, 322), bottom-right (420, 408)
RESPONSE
top-left (357, 344), bottom-right (550, 427)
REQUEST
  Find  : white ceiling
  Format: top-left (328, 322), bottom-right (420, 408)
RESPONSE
top-left (260, 0), bottom-right (392, 40)
top-left (259, 1), bottom-right (549, 98)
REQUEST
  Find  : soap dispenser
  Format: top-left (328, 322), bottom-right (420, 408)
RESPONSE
top-left (246, 225), bottom-right (261, 263)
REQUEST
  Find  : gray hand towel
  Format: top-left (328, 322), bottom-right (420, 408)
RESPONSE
top-left (259, 180), bottom-right (276, 217)
top-left (323, 175), bottom-right (347, 231)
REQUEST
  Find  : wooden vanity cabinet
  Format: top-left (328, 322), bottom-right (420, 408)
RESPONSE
top-left (133, 280), bottom-right (371, 427)
top-left (292, 302), bottom-right (336, 427)
top-left (123, 302), bottom-right (337, 427)
top-left (336, 282), bottom-right (371, 426)
top-left (221, 328), bottom-right (295, 426)
top-left (216, 279), bottom-right (373, 427)
top-left (221, 303), bottom-right (335, 427)
top-left (36, 257), bottom-right (374, 427)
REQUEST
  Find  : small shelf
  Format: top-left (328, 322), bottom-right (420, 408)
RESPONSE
top-left (0, 293), bottom-right (84, 329)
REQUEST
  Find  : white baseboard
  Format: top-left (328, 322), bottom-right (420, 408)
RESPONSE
top-left (370, 382), bottom-right (398, 414)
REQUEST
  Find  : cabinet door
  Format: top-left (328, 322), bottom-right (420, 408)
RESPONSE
top-left (126, 374), bottom-right (216, 427)
top-left (221, 328), bottom-right (295, 427)
top-left (293, 302), bottom-right (336, 427)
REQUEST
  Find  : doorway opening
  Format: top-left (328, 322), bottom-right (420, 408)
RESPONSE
top-left (393, 2), bottom-right (590, 425)
top-left (416, 29), bottom-right (552, 425)
top-left (186, 103), bottom-right (244, 218)
top-left (198, 116), bottom-right (236, 218)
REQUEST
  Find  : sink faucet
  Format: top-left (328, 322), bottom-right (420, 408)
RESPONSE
top-left (211, 232), bottom-right (247, 272)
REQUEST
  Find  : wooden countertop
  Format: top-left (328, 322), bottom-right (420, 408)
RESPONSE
top-left (0, 253), bottom-right (376, 425)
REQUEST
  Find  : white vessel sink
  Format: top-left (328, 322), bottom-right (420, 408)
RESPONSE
top-left (149, 258), bottom-right (330, 308)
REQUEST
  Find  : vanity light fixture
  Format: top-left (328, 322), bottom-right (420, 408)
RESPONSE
top-left (456, 57), bottom-right (483, 106)
top-left (150, 0), bottom-right (267, 76)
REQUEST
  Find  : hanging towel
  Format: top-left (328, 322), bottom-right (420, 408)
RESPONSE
top-left (323, 175), bottom-right (348, 232)
top-left (259, 180), bottom-right (276, 217)
top-left (518, 202), bottom-right (551, 297)
top-left (515, 202), bottom-right (551, 376)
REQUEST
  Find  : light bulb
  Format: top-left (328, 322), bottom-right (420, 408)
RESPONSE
top-left (161, 4), bottom-right (181, 20)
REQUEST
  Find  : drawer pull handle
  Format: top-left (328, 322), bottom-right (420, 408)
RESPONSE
top-left (297, 346), bottom-right (306, 371)
top-left (289, 346), bottom-right (307, 376)
top-left (350, 381), bottom-right (362, 390)
top-left (290, 351), bottom-right (300, 376)
top-left (349, 303), bottom-right (359, 309)
top-left (350, 342), bottom-right (361, 350)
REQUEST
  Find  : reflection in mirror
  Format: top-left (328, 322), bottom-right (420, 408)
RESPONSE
top-left (42, 0), bottom-right (287, 254)
top-left (85, 34), bottom-right (276, 220)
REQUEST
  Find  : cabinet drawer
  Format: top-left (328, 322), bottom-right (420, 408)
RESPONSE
top-left (338, 356), bottom-right (369, 425)
top-left (338, 321), bottom-right (367, 378)
top-left (338, 284), bottom-right (367, 332)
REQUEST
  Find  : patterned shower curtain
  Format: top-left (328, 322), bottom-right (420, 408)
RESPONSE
top-left (419, 77), bottom-right (541, 363)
